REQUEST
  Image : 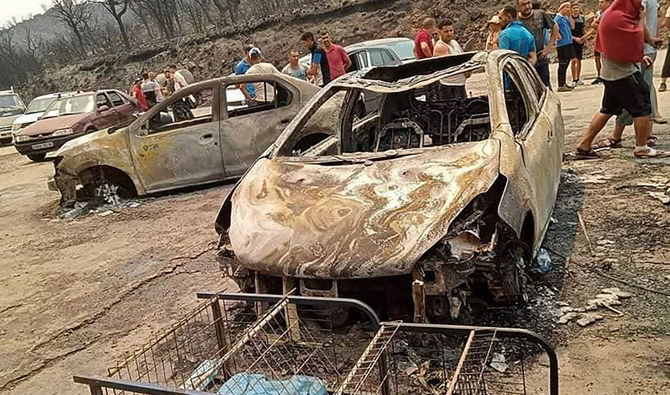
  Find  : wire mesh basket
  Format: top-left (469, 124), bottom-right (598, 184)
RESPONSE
top-left (74, 292), bottom-right (558, 395)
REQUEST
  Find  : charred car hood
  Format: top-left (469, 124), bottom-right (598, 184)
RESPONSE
top-left (19, 113), bottom-right (87, 136)
top-left (228, 139), bottom-right (501, 279)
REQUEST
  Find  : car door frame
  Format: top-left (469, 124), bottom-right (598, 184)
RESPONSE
top-left (489, 52), bottom-right (559, 255)
top-left (94, 92), bottom-right (119, 130)
top-left (219, 74), bottom-right (303, 178)
top-left (126, 80), bottom-right (226, 193)
top-left (107, 90), bottom-right (134, 125)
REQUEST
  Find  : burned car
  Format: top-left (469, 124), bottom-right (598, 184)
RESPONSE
top-left (215, 51), bottom-right (564, 321)
top-left (50, 74), bottom-right (319, 207)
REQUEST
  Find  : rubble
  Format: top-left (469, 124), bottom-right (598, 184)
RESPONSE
top-left (490, 353), bottom-right (508, 373)
top-left (576, 313), bottom-right (604, 327)
top-left (558, 287), bottom-right (634, 326)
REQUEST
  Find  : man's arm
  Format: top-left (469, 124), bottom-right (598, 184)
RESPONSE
top-left (642, 8), bottom-right (663, 47)
top-left (420, 41), bottom-right (432, 57)
top-left (528, 51), bottom-right (538, 65)
top-left (341, 48), bottom-right (352, 70)
top-left (541, 21), bottom-right (559, 59)
top-left (433, 42), bottom-right (449, 57)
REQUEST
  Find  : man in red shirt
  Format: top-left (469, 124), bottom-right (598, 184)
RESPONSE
top-left (131, 78), bottom-right (148, 111)
top-left (414, 18), bottom-right (436, 59)
top-left (321, 32), bottom-right (351, 80)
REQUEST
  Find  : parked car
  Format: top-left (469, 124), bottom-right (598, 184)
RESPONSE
top-left (14, 90), bottom-right (136, 162)
top-left (214, 51), bottom-right (565, 321)
top-left (11, 92), bottom-right (76, 138)
top-left (0, 89), bottom-right (26, 145)
top-left (49, 73), bottom-right (320, 207)
top-left (299, 37), bottom-right (416, 85)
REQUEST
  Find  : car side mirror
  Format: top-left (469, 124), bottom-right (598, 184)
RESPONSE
top-left (98, 105), bottom-right (110, 112)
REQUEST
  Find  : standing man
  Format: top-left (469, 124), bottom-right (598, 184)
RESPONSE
top-left (235, 45), bottom-right (256, 99)
top-left (131, 78), bottom-right (148, 112)
top-left (591, 0), bottom-right (612, 84)
top-left (554, 2), bottom-right (576, 92)
top-left (414, 18), bottom-right (436, 59)
top-left (433, 19), bottom-right (467, 99)
top-left (141, 72), bottom-right (159, 107)
top-left (570, 3), bottom-right (587, 86)
top-left (498, 6), bottom-right (538, 65)
top-left (243, 48), bottom-right (281, 104)
top-left (301, 32), bottom-right (331, 86)
top-left (517, 0), bottom-right (559, 88)
top-left (575, 0), bottom-right (665, 158)
top-left (321, 31), bottom-right (351, 80)
top-left (660, 4), bottom-right (670, 92)
top-left (281, 50), bottom-right (308, 80)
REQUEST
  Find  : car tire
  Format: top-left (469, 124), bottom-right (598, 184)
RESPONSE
top-left (27, 153), bottom-right (47, 162)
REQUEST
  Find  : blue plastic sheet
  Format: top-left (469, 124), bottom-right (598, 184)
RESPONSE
top-left (218, 373), bottom-right (328, 395)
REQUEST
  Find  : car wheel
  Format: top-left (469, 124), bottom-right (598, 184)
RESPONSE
top-left (27, 153), bottom-right (47, 162)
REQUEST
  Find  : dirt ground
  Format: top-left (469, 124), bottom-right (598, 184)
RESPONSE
top-left (1, 54), bottom-right (670, 394)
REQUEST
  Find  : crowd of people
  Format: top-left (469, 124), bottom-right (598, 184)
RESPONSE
top-left (126, 0), bottom-right (670, 158)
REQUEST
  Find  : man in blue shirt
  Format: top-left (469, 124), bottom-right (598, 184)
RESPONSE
top-left (499, 6), bottom-right (537, 65)
top-left (554, 2), bottom-right (576, 91)
top-left (235, 45), bottom-right (256, 99)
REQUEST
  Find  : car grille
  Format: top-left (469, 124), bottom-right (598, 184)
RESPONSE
top-left (0, 125), bottom-right (11, 132)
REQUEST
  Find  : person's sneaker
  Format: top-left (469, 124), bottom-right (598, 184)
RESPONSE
top-left (591, 77), bottom-right (603, 84)
top-left (659, 83), bottom-right (667, 92)
top-left (575, 79), bottom-right (585, 86)
top-left (558, 85), bottom-right (573, 92)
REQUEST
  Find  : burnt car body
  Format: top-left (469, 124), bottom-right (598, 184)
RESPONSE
top-left (215, 51), bottom-right (564, 321)
top-left (14, 90), bottom-right (136, 162)
top-left (50, 74), bottom-right (319, 207)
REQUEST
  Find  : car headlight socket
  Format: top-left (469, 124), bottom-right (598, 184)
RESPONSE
top-left (52, 128), bottom-right (75, 137)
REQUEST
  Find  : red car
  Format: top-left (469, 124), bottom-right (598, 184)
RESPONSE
top-left (14, 90), bottom-right (138, 162)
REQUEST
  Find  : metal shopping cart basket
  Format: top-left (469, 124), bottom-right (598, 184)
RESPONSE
top-left (74, 292), bottom-right (558, 395)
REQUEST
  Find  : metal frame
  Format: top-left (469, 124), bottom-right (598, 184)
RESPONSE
top-left (74, 292), bottom-right (559, 395)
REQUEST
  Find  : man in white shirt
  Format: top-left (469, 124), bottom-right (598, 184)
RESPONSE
top-left (433, 19), bottom-right (467, 99)
top-left (281, 49), bottom-right (309, 80)
top-left (243, 48), bottom-right (280, 104)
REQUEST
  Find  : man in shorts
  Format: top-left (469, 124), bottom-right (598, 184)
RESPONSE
top-left (576, 0), bottom-right (665, 158)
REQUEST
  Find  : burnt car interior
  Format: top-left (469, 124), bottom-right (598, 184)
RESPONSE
top-left (278, 60), bottom-right (532, 158)
top-left (147, 87), bottom-right (213, 133)
top-left (225, 81), bottom-right (293, 117)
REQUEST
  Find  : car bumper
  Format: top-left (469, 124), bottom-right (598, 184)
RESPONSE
top-left (14, 134), bottom-right (81, 155)
top-left (0, 129), bottom-right (12, 145)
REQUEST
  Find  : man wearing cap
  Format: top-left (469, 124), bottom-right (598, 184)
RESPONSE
top-left (242, 48), bottom-right (280, 104)
top-left (486, 15), bottom-right (501, 50)
top-left (498, 6), bottom-right (537, 65)
top-left (235, 45), bottom-right (256, 98)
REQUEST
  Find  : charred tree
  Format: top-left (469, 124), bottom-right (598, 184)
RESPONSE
top-left (96, 0), bottom-right (131, 48)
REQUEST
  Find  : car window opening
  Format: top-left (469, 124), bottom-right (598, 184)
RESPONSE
top-left (226, 81), bottom-right (293, 118)
top-left (147, 88), bottom-right (214, 134)
top-left (279, 68), bottom-right (506, 159)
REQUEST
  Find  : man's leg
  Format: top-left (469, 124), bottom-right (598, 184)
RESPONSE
top-left (577, 112), bottom-right (613, 151)
top-left (535, 63), bottom-right (551, 89)
top-left (633, 116), bottom-right (652, 147)
top-left (571, 58), bottom-right (578, 82)
top-left (592, 53), bottom-right (602, 84)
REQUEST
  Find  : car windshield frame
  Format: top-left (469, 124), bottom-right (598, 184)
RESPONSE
top-left (0, 94), bottom-right (24, 109)
top-left (42, 95), bottom-right (95, 119)
top-left (385, 40), bottom-right (416, 61)
top-left (25, 97), bottom-right (57, 115)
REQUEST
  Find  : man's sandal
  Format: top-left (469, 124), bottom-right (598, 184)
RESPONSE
top-left (647, 136), bottom-right (659, 146)
top-left (593, 137), bottom-right (622, 149)
top-left (575, 147), bottom-right (601, 158)
top-left (633, 148), bottom-right (670, 158)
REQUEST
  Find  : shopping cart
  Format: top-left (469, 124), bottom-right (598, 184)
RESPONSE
top-left (74, 292), bottom-right (558, 395)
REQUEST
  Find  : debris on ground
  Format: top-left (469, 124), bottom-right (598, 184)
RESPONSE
top-left (490, 352), bottom-right (508, 373)
top-left (533, 248), bottom-right (553, 274)
top-left (57, 183), bottom-right (143, 220)
top-left (558, 288), bottom-right (634, 326)
top-left (648, 191), bottom-right (670, 205)
top-left (576, 313), bottom-right (604, 327)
